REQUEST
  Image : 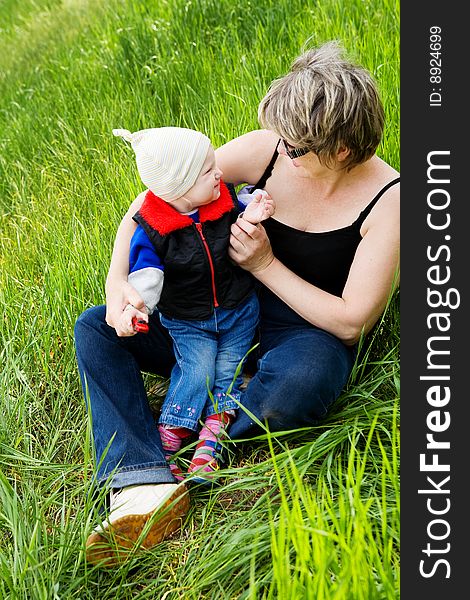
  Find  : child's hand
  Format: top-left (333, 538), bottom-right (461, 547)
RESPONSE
top-left (106, 281), bottom-right (148, 336)
top-left (242, 191), bottom-right (275, 224)
top-left (118, 304), bottom-right (149, 337)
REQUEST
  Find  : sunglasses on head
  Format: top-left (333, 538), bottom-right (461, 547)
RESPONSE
top-left (281, 138), bottom-right (310, 159)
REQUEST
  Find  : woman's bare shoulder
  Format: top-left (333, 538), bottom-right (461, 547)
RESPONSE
top-left (361, 174), bottom-right (400, 236)
top-left (366, 156), bottom-right (400, 210)
top-left (374, 155), bottom-right (400, 180)
top-left (216, 129), bottom-right (279, 186)
top-left (126, 190), bottom-right (147, 214)
top-left (376, 158), bottom-right (400, 204)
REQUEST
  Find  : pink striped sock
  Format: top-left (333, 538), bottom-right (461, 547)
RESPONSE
top-left (158, 425), bottom-right (191, 481)
top-left (188, 412), bottom-right (234, 478)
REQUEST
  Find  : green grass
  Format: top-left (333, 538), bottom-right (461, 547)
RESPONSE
top-left (0, 0), bottom-right (399, 597)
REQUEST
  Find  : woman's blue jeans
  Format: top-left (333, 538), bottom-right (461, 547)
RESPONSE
top-left (74, 295), bottom-right (355, 488)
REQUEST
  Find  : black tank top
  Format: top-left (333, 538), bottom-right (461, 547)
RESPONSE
top-left (249, 143), bottom-right (399, 326)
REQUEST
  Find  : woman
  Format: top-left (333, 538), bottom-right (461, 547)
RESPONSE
top-left (75, 41), bottom-right (399, 565)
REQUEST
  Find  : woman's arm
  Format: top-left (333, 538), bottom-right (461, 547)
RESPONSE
top-left (229, 187), bottom-right (400, 345)
top-left (215, 129), bottom-right (279, 185)
top-left (105, 191), bottom-right (147, 335)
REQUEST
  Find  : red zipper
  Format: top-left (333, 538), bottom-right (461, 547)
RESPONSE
top-left (195, 223), bottom-right (219, 308)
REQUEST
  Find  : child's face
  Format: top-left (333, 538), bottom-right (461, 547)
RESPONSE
top-left (183, 147), bottom-right (223, 208)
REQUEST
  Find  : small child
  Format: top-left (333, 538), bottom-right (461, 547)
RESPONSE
top-left (113, 126), bottom-right (274, 483)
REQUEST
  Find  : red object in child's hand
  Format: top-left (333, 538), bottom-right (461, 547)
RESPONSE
top-left (132, 316), bottom-right (149, 333)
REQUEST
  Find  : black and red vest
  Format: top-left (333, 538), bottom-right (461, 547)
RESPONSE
top-left (133, 181), bottom-right (254, 320)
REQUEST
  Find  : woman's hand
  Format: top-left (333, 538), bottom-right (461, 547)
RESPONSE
top-left (229, 218), bottom-right (275, 274)
top-left (105, 280), bottom-right (148, 337)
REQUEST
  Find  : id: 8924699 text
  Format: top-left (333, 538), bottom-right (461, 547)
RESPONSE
top-left (429, 26), bottom-right (442, 108)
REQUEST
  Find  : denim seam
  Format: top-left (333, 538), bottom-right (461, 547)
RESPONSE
top-left (164, 335), bottom-right (186, 406)
top-left (97, 464), bottom-right (171, 485)
top-left (205, 400), bottom-right (239, 417)
top-left (158, 415), bottom-right (200, 431)
top-left (110, 462), bottom-right (169, 472)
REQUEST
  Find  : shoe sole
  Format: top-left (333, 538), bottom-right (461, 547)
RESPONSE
top-left (85, 484), bottom-right (190, 567)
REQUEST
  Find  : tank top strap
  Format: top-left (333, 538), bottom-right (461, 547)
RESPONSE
top-left (249, 138), bottom-right (281, 192)
top-left (355, 177), bottom-right (400, 226)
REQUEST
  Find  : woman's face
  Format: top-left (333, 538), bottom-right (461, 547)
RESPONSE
top-left (278, 141), bottom-right (318, 175)
top-left (279, 138), bottom-right (310, 160)
top-left (278, 139), bottom-right (345, 176)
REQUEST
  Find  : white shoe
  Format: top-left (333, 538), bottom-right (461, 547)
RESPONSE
top-left (86, 482), bottom-right (190, 566)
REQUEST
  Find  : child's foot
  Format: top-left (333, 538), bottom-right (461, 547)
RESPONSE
top-left (187, 412), bottom-right (234, 484)
top-left (158, 425), bottom-right (192, 482)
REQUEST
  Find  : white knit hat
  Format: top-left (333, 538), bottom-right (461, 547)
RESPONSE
top-left (112, 127), bottom-right (211, 202)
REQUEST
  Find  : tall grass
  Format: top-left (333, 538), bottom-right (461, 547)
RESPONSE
top-left (0, 0), bottom-right (399, 597)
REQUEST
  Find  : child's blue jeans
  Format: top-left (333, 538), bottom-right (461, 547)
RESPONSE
top-left (159, 293), bottom-right (259, 431)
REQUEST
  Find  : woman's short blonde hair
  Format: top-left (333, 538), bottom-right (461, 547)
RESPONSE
top-left (258, 41), bottom-right (385, 170)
